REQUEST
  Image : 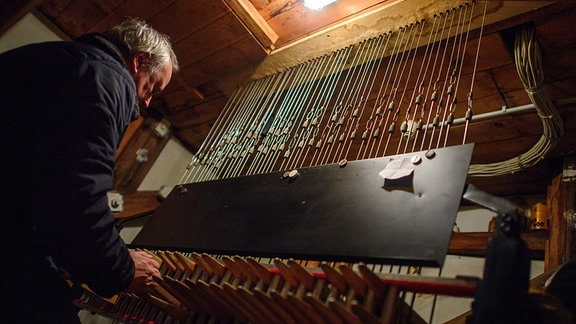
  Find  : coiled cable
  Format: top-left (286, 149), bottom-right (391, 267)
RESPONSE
top-left (468, 24), bottom-right (564, 176)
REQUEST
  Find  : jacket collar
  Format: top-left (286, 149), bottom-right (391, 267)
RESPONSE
top-left (75, 33), bottom-right (128, 66)
top-left (75, 33), bottom-right (140, 121)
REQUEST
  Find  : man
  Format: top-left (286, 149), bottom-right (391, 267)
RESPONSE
top-left (0, 18), bottom-right (179, 322)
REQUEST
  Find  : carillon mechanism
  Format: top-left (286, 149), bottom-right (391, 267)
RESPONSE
top-left (178, 1), bottom-right (485, 185)
top-left (76, 252), bottom-right (477, 323)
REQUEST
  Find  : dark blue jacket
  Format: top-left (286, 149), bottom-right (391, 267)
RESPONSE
top-left (0, 34), bottom-right (137, 322)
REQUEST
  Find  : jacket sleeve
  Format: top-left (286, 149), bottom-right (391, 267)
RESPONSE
top-left (35, 58), bottom-right (137, 297)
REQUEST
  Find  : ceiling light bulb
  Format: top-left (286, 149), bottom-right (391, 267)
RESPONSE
top-left (304, 0), bottom-right (337, 11)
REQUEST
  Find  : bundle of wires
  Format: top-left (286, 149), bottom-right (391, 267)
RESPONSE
top-left (468, 25), bottom-right (564, 177)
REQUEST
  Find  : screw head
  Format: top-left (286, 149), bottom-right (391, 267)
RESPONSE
top-left (411, 155), bottom-right (422, 165)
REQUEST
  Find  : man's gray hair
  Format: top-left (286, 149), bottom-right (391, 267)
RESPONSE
top-left (104, 18), bottom-right (179, 73)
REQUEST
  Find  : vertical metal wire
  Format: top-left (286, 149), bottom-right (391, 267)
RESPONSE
top-left (441, 2), bottom-right (475, 148)
top-left (435, 3), bottom-right (470, 149)
top-left (278, 57), bottom-right (328, 170)
top-left (463, 0), bottom-right (488, 145)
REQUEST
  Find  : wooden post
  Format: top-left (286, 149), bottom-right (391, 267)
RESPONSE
top-left (545, 154), bottom-right (576, 271)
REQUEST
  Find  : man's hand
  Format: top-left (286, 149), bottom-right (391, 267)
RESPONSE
top-left (125, 250), bottom-right (161, 293)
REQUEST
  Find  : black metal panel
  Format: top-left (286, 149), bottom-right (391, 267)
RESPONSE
top-left (131, 144), bottom-right (474, 267)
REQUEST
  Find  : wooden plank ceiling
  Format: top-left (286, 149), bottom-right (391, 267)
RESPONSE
top-left (8, 0), bottom-right (576, 196)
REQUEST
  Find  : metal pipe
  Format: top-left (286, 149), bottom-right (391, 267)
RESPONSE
top-left (421, 103), bottom-right (535, 130)
top-left (454, 103), bottom-right (535, 125)
top-left (420, 96), bottom-right (575, 130)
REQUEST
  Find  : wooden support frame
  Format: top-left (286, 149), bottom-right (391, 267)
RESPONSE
top-left (222, 0), bottom-right (279, 52)
top-left (545, 155), bottom-right (576, 270)
top-left (112, 191), bottom-right (161, 220)
top-left (113, 116), bottom-right (172, 194)
top-left (449, 231), bottom-right (547, 260)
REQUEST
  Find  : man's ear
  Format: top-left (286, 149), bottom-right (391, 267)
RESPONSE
top-left (129, 52), bottom-right (151, 74)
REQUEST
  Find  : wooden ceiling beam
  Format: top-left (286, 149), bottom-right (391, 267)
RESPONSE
top-left (0, 0), bottom-right (44, 35)
top-left (222, 0), bottom-right (279, 52)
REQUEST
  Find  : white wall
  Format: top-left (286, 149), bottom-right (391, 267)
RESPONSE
top-left (0, 12), bottom-right (63, 52)
top-left (138, 137), bottom-right (194, 193)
